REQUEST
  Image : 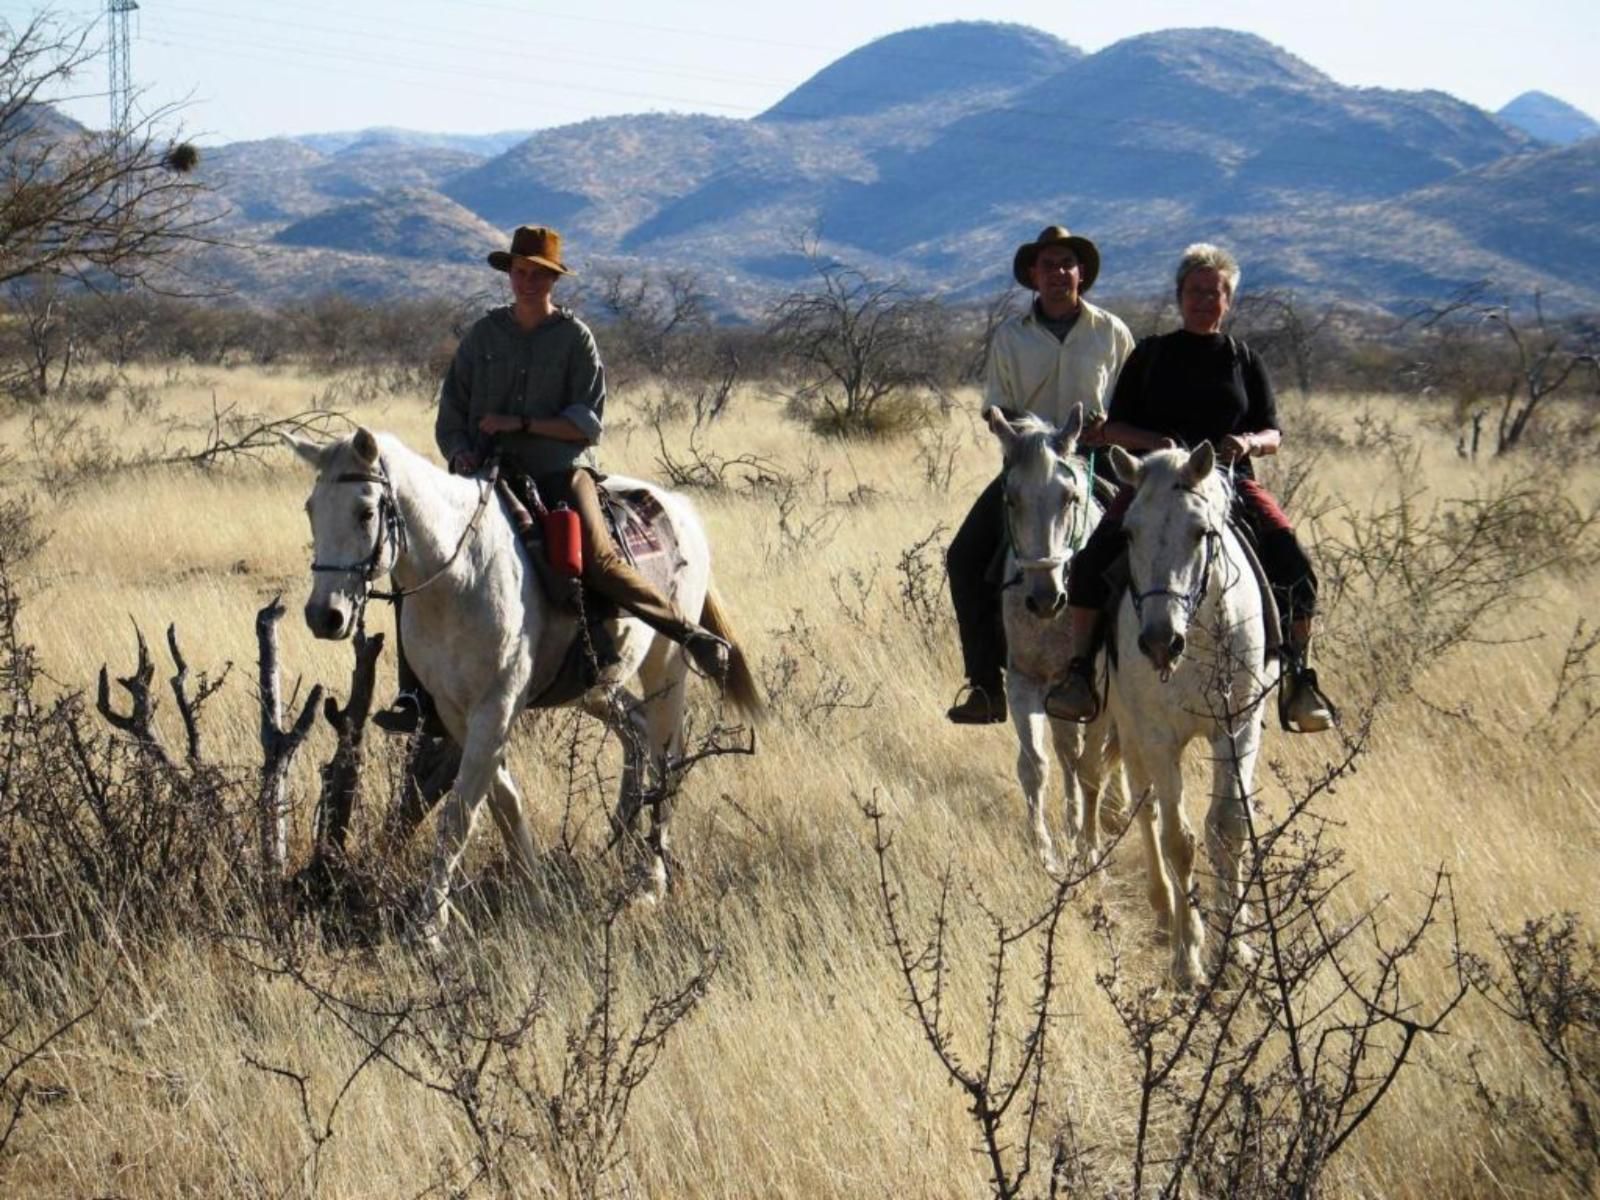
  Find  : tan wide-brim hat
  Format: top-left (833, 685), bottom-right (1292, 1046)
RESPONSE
top-left (1012, 225), bottom-right (1100, 293)
top-left (487, 225), bottom-right (573, 275)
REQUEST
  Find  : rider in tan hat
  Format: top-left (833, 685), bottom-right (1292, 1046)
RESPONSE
top-left (944, 225), bottom-right (1134, 725)
top-left (373, 224), bottom-right (730, 734)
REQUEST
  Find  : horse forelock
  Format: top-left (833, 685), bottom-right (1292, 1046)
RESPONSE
top-left (1130, 449), bottom-right (1227, 521)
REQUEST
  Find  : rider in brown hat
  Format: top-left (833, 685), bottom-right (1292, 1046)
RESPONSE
top-left (943, 225), bottom-right (1134, 725)
top-left (373, 225), bottom-right (730, 734)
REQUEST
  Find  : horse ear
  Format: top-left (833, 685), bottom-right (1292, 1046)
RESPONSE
top-left (1180, 441), bottom-right (1216, 487)
top-left (1109, 445), bottom-right (1141, 486)
top-left (984, 406), bottom-right (1019, 454)
top-left (1049, 404), bottom-right (1083, 455)
top-left (280, 431), bottom-right (330, 470)
top-left (352, 427), bottom-right (380, 466)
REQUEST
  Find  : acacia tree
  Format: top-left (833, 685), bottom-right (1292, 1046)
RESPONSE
top-left (1420, 284), bottom-right (1600, 455)
top-left (1, 13), bottom-right (215, 291)
top-left (767, 243), bottom-right (946, 436)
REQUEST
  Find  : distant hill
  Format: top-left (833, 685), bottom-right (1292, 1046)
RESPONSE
top-left (295, 127), bottom-right (533, 157)
top-left (761, 22), bottom-right (1081, 121)
top-left (273, 188), bottom-right (504, 261)
top-left (141, 22), bottom-right (1600, 311)
top-left (1498, 91), bottom-right (1600, 145)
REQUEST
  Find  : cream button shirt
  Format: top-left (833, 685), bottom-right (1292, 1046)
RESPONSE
top-left (982, 299), bottom-right (1135, 427)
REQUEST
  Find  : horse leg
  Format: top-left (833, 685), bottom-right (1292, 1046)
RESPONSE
top-left (1149, 756), bottom-right (1204, 988)
top-left (636, 646), bottom-right (690, 904)
top-left (485, 765), bottom-right (538, 882)
top-left (1205, 729), bottom-right (1261, 973)
top-left (1122, 744), bottom-right (1172, 933)
top-left (1052, 711), bottom-right (1118, 864)
top-left (1007, 674), bottom-right (1060, 875)
top-left (417, 702), bottom-right (515, 946)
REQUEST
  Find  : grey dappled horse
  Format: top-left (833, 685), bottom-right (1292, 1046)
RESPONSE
top-left (987, 406), bottom-right (1120, 875)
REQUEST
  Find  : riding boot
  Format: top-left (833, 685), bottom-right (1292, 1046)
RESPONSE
top-left (562, 471), bottom-right (729, 681)
top-left (1044, 606), bottom-right (1103, 723)
top-left (373, 598), bottom-right (447, 737)
top-left (947, 678), bottom-right (1007, 725)
top-left (1279, 623), bottom-right (1335, 734)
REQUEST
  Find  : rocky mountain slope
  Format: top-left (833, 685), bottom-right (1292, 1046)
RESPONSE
top-left (175, 21), bottom-right (1599, 312)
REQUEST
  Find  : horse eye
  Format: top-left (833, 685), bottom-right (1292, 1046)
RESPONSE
top-left (357, 506), bottom-right (375, 524)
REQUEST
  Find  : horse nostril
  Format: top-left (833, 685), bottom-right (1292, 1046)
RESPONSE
top-left (1025, 595), bottom-right (1041, 616)
top-left (1170, 633), bottom-right (1186, 659)
top-left (1049, 594), bottom-right (1066, 616)
top-left (306, 603), bottom-right (344, 638)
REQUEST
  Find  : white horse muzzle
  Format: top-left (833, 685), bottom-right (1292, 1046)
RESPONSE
top-left (305, 597), bottom-right (356, 640)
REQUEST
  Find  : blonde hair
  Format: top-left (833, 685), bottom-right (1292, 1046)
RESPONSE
top-left (1175, 243), bottom-right (1241, 300)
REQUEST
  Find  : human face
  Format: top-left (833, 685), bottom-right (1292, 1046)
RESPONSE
top-left (509, 257), bottom-right (559, 309)
top-left (1179, 267), bottom-right (1232, 335)
top-left (1030, 245), bottom-right (1082, 318)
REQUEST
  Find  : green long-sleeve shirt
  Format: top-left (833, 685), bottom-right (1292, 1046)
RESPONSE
top-left (434, 305), bottom-right (606, 477)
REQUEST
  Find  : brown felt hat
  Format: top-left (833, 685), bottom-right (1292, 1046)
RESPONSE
top-left (1012, 225), bottom-right (1100, 293)
top-left (487, 225), bottom-right (572, 275)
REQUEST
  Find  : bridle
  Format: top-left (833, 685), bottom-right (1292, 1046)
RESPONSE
top-left (1127, 480), bottom-right (1228, 621)
top-left (310, 458), bottom-right (497, 611)
top-left (1004, 453), bottom-right (1094, 577)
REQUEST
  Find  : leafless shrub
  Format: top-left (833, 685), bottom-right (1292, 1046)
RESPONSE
top-left (865, 797), bottom-right (1103, 1200)
top-left (651, 411), bottom-right (783, 493)
top-left (760, 609), bottom-right (877, 734)
top-left (914, 425), bottom-right (960, 492)
top-left (763, 475), bottom-right (842, 562)
top-left (869, 705), bottom-right (1470, 1199)
top-left (1313, 467), bottom-right (1600, 692)
top-left (767, 241), bottom-right (949, 438)
top-left (1468, 913), bottom-right (1600, 1193)
top-left (0, 558), bottom-right (254, 949)
top-left (1530, 619), bottom-right (1600, 751)
top-left (1416, 285), bottom-right (1600, 455)
top-left (829, 559), bottom-right (880, 630)
top-left (230, 905), bottom-right (717, 1198)
top-left (896, 522), bottom-right (948, 647)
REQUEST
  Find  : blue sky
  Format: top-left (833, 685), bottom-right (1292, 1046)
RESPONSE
top-left (5, 0), bottom-right (1597, 143)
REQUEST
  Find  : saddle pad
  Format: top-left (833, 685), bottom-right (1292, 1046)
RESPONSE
top-left (599, 486), bottom-right (682, 599)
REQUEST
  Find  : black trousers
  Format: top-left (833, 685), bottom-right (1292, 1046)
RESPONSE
top-left (946, 475), bottom-right (1006, 687)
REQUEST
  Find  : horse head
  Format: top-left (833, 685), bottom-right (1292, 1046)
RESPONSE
top-left (987, 405), bottom-right (1092, 619)
top-left (1111, 441), bottom-right (1227, 674)
top-left (283, 427), bottom-right (400, 640)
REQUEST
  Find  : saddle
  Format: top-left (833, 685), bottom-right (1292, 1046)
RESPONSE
top-left (496, 472), bottom-right (680, 709)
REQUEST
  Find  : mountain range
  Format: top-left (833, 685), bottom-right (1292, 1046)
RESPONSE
top-left (171, 22), bottom-right (1600, 314)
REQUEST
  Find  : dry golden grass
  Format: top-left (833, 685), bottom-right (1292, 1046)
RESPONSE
top-left (2, 366), bottom-right (1597, 1197)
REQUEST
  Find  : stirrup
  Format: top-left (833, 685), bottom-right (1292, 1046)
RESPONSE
top-left (1044, 658), bottom-right (1100, 724)
top-left (684, 631), bottom-right (731, 682)
top-left (372, 692), bottom-right (446, 738)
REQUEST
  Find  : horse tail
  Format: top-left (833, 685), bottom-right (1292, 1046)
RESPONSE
top-left (700, 584), bottom-right (765, 722)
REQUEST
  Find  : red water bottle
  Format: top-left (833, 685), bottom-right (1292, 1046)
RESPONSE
top-left (542, 504), bottom-right (583, 578)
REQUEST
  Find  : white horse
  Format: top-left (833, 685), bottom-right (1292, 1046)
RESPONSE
top-left (986, 406), bottom-right (1120, 875)
top-left (1106, 442), bottom-right (1274, 987)
top-left (286, 428), bottom-right (762, 939)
